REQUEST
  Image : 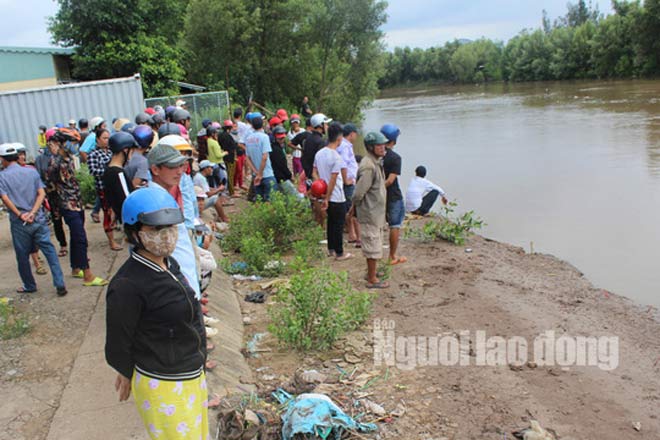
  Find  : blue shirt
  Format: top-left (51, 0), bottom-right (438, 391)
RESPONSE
top-left (147, 182), bottom-right (201, 299)
top-left (0, 163), bottom-right (46, 223)
top-left (79, 132), bottom-right (96, 154)
top-left (179, 173), bottom-right (198, 229)
top-left (245, 130), bottom-right (274, 179)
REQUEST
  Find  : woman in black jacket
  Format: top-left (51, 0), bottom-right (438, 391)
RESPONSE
top-left (105, 187), bottom-right (208, 439)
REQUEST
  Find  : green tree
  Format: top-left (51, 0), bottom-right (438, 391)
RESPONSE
top-left (48, 0), bottom-right (186, 97)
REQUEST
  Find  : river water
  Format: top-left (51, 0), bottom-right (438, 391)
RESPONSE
top-left (363, 80), bottom-right (660, 307)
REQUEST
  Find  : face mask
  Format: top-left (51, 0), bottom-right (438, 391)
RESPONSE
top-left (138, 226), bottom-right (178, 257)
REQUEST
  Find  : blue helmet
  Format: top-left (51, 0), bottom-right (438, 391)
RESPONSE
top-left (380, 123), bottom-right (401, 143)
top-left (133, 125), bottom-right (154, 149)
top-left (109, 131), bottom-right (137, 154)
top-left (122, 187), bottom-right (184, 226)
top-left (245, 112), bottom-right (255, 122)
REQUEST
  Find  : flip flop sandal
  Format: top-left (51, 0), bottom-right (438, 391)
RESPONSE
top-left (72, 270), bottom-right (84, 278)
top-left (83, 277), bottom-right (109, 287)
top-left (58, 248), bottom-right (68, 257)
top-left (36, 266), bottom-right (48, 275)
top-left (354, 240), bottom-right (362, 248)
top-left (335, 252), bottom-right (353, 261)
top-left (16, 287), bottom-right (37, 293)
top-left (366, 281), bottom-right (390, 289)
top-left (205, 360), bottom-right (218, 370)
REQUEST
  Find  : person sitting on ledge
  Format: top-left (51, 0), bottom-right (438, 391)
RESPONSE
top-left (405, 165), bottom-right (448, 216)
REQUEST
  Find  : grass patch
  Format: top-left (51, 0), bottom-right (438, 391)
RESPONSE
top-left (0, 302), bottom-right (30, 340)
top-left (405, 200), bottom-right (484, 245)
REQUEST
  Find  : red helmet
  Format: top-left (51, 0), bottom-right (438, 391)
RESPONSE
top-left (276, 109), bottom-right (289, 121)
top-left (290, 114), bottom-right (301, 123)
top-left (144, 107), bottom-right (156, 115)
top-left (310, 179), bottom-right (328, 198)
top-left (223, 119), bottom-right (233, 128)
top-left (269, 116), bottom-right (282, 127)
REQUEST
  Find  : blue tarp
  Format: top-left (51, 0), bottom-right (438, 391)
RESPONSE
top-left (273, 389), bottom-right (377, 440)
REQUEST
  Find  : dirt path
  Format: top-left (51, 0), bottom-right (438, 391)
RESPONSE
top-left (237, 218), bottom-right (660, 439)
top-left (0, 214), bottom-right (119, 440)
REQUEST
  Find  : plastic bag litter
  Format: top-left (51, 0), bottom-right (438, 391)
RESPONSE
top-left (232, 274), bottom-right (263, 281)
top-left (272, 389), bottom-right (377, 440)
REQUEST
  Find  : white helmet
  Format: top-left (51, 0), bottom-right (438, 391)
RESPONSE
top-left (0, 143), bottom-right (18, 157)
top-left (90, 116), bottom-right (105, 131)
top-left (157, 134), bottom-right (192, 152)
top-left (310, 113), bottom-right (332, 128)
top-left (12, 143), bottom-right (26, 153)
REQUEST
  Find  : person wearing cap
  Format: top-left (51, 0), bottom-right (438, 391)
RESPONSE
top-left (87, 129), bottom-right (123, 251)
top-left (47, 130), bottom-right (109, 287)
top-left (313, 122), bottom-right (352, 261)
top-left (79, 116), bottom-right (106, 162)
top-left (337, 123), bottom-right (361, 246)
top-left (270, 126), bottom-right (297, 196)
top-left (175, 99), bottom-right (187, 109)
top-left (301, 113), bottom-right (331, 180)
top-left (193, 160), bottom-right (230, 223)
top-left (102, 132), bottom-right (136, 221)
top-left (287, 114), bottom-right (305, 176)
top-left (68, 119), bottom-right (77, 130)
top-left (196, 118), bottom-right (212, 161)
top-left (147, 140), bottom-right (201, 299)
top-left (105, 187), bottom-right (209, 440)
top-left (218, 120), bottom-right (237, 196)
top-left (206, 124), bottom-right (227, 166)
top-left (0, 143), bottom-right (67, 296)
top-left (405, 166), bottom-right (448, 215)
top-left (350, 132), bottom-right (388, 289)
top-left (244, 113), bottom-right (276, 202)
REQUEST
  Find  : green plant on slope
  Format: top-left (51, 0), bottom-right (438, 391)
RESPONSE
top-left (0, 302), bottom-right (30, 340)
top-left (405, 200), bottom-right (484, 246)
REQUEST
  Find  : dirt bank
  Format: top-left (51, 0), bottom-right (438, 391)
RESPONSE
top-left (235, 217), bottom-right (660, 439)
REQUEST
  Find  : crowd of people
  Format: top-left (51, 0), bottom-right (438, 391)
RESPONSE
top-left (1, 99), bottom-right (448, 440)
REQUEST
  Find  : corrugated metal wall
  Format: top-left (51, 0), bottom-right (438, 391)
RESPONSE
top-left (0, 75), bottom-right (144, 159)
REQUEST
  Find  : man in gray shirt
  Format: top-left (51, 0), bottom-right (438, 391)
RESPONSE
top-left (0, 143), bottom-right (67, 296)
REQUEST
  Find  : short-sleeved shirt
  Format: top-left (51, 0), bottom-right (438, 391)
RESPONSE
top-left (48, 155), bottom-right (83, 211)
top-left (383, 148), bottom-right (403, 202)
top-left (336, 138), bottom-right (358, 183)
top-left (0, 163), bottom-right (46, 223)
top-left (207, 138), bottom-right (225, 165)
top-left (288, 128), bottom-right (305, 158)
top-left (236, 121), bottom-right (250, 144)
top-left (87, 148), bottom-right (112, 191)
top-left (79, 132), bottom-right (97, 154)
top-left (218, 131), bottom-right (237, 163)
top-left (102, 166), bottom-right (133, 218)
top-left (192, 172), bottom-right (210, 193)
top-left (301, 131), bottom-right (325, 180)
top-left (124, 151), bottom-right (150, 184)
top-left (313, 147), bottom-right (345, 203)
top-left (245, 130), bottom-right (274, 179)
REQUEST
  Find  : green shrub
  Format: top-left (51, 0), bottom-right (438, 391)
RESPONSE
top-left (268, 267), bottom-right (373, 351)
top-left (75, 164), bottom-right (96, 206)
top-left (0, 302), bottom-right (29, 340)
top-left (289, 226), bottom-right (325, 272)
top-left (239, 233), bottom-right (282, 277)
top-left (405, 200), bottom-right (484, 245)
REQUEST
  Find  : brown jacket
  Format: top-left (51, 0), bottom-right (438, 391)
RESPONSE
top-left (353, 151), bottom-right (386, 227)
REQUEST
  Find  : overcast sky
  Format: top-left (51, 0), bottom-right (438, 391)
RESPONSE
top-left (1, 0), bottom-right (613, 49)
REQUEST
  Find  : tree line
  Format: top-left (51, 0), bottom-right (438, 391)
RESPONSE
top-left (48, 0), bottom-right (386, 122)
top-left (378, 0), bottom-right (660, 87)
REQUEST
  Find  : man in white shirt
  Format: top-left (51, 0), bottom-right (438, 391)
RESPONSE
top-left (405, 166), bottom-right (448, 215)
top-left (313, 122), bottom-right (352, 261)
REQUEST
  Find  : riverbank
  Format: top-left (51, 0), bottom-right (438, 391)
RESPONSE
top-left (233, 213), bottom-right (660, 439)
top-left (1, 203), bottom-right (658, 439)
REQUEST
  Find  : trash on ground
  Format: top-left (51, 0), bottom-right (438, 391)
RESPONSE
top-left (244, 291), bottom-right (268, 303)
top-left (246, 333), bottom-right (267, 357)
top-left (272, 389), bottom-right (377, 440)
top-left (360, 399), bottom-right (386, 416)
top-left (512, 420), bottom-right (556, 440)
top-left (232, 274), bottom-right (263, 281)
top-left (633, 421), bottom-right (641, 431)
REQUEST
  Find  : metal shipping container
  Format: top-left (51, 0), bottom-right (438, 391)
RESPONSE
top-left (0, 74), bottom-right (144, 159)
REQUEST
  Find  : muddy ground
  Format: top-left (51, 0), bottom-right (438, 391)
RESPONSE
top-left (235, 217), bottom-right (660, 440)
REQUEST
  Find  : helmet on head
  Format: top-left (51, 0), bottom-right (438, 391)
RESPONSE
top-left (78, 118), bottom-right (88, 129)
top-left (310, 179), bottom-right (328, 198)
top-left (39, 125), bottom-right (48, 131)
top-left (133, 125), bottom-right (154, 149)
top-left (223, 119), bottom-right (233, 128)
top-left (206, 126), bottom-right (219, 137)
top-left (157, 122), bottom-right (181, 138)
top-left (122, 187), bottom-right (184, 226)
top-left (45, 128), bottom-right (57, 142)
top-left (13, 143), bottom-right (27, 153)
top-left (245, 112), bottom-right (254, 122)
top-left (121, 122), bottom-right (137, 133)
top-left (109, 131), bottom-right (138, 154)
top-left (144, 108), bottom-right (156, 115)
top-left (135, 113), bottom-right (150, 125)
top-left (380, 123), bottom-right (400, 143)
top-left (0, 143), bottom-right (19, 157)
top-left (201, 118), bottom-right (212, 128)
top-left (363, 131), bottom-right (387, 149)
top-left (273, 126), bottom-right (287, 138)
top-left (290, 114), bottom-right (301, 124)
top-left (149, 113), bottom-right (164, 126)
top-left (310, 113), bottom-right (332, 128)
top-left (269, 116), bottom-right (282, 127)
top-left (90, 116), bottom-right (105, 131)
top-left (172, 109), bottom-right (191, 124)
top-left (158, 134), bottom-right (192, 152)
top-left (55, 123), bottom-right (64, 128)
top-left (276, 109), bottom-right (289, 121)
top-left (51, 127), bottom-right (82, 144)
